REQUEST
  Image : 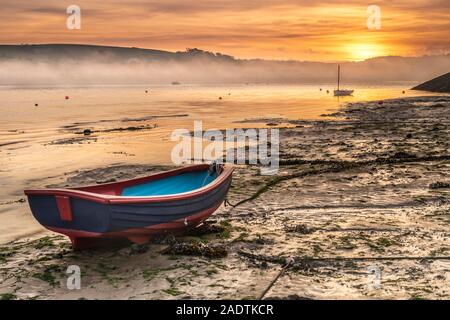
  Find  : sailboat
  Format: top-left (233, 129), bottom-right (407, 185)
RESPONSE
top-left (334, 65), bottom-right (354, 96)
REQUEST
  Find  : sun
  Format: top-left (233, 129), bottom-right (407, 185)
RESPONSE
top-left (345, 43), bottom-right (387, 61)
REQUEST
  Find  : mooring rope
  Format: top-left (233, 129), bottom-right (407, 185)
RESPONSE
top-left (224, 154), bottom-right (450, 209)
top-left (258, 257), bottom-right (295, 300)
top-left (239, 250), bottom-right (450, 265)
top-left (224, 198), bottom-right (237, 207)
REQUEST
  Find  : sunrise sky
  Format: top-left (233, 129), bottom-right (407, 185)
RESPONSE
top-left (1, 0), bottom-right (449, 61)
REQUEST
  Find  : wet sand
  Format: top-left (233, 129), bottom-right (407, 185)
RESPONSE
top-left (1, 95), bottom-right (449, 300)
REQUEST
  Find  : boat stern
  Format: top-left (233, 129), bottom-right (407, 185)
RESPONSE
top-left (24, 191), bottom-right (111, 236)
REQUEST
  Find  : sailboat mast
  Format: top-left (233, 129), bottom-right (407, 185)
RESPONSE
top-left (337, 65), bottom-right (340, 91)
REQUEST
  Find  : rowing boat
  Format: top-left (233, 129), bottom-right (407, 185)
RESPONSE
top-left (24, 164), bottom-right (233, 249)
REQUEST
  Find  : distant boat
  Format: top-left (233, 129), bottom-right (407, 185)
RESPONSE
top-left (334, 65), bottom-right (354, 96)
top-left (171, 81), bottom-right (181, 85)
top-left (24, 164), bottom-right (233, 250)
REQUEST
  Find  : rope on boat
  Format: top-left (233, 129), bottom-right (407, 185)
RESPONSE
top-left (201, 161), bottom-right (222, 187)
top-left (258, 257), bottom-right (295, 300)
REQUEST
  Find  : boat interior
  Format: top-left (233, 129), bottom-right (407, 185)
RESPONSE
top-left (74, 165), bottom-right (222, 197)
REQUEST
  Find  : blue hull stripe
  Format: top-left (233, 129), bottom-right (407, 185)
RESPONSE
top-left (27, 177), bottom-right (232, 233)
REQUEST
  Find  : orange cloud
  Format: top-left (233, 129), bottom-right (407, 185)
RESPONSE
top-left (0, 1), bottom-right (449, 61)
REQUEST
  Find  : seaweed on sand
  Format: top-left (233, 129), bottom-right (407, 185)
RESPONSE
top-left (0, 293), bottom-right (16, 300)
top-left (285, 224), bottom-right (316, 234)
top-left (128, 244), bottom-right (148, 255)
top-left (163, 287), bottom-right (184, 296)
top-left (161, 241), bottom-right (227, 259)
top-left (0, 246), bottom-right (15, 263)
top-left (32, 236), bottom-right (56, 249)
top-left (184, 222), bottom-right (228, 236)
top-left (265, 294), bottom-right (313, 300)
top-left (429, 182), bottom-right (450, 189)
top-left (32, 265), bottom-right (62, 286)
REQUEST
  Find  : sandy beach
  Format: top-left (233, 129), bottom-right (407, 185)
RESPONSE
top-left (1, 94), bottom-right (449, 300)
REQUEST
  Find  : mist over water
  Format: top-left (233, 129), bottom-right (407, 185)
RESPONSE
top-left (0, 46), bottom-right (449, 86)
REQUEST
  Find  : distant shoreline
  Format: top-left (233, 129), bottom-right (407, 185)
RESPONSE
top-left (1, 44), bottom-right (448, 86)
